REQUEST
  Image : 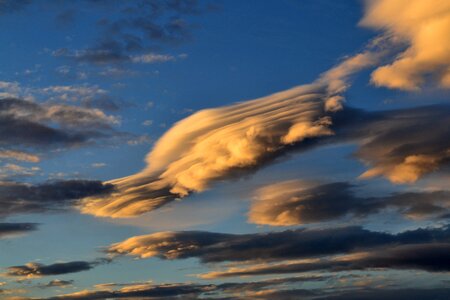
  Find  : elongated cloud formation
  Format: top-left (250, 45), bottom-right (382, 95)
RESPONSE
top-left (0, 223), bottom-right (38, 238)
top-left (26, 276), bottom-right (329, 300)
top-left (361, 0), bottom-right (450, 90)
top-left (4, 259), bottom-right (109, 279)
top-left (108, 226), bottom-right (450, 263)
top-left (200, 243), bottom-right (450, 278)
top-left (0, 180), bottom-right (114, 218)
top-left (80, 52), bottom-right (377, 218)
top-left (249, 181), bottom-right (450, 226)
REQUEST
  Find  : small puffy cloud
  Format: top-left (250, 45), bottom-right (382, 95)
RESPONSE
top-left (131, 53), bottom-right (176, 64)
top-left (361, 0), bottom-right (450, 90)
top-left (0, 223), bottom-right (38, 239)
top-left (0, 150), bottom-right (40, 163)
top-left (91, 163), bottom-right (106, 168)
top-left (4, 260), bottom-right (107, 279)
top-left (42, 280), bottom-right (74, 288)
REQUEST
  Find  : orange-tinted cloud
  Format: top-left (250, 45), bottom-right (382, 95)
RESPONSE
top-left (361, 0), bottom-right (450, 90)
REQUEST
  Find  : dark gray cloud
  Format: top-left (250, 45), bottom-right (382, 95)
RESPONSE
top-left (249, 181), bottom-right (450, 226)
top-left (202, 243), bottom-right (450, 278)
top-left (0, 97), bottom-right (124, 152)
top-left (29, 276), bottom-right (329, 300)
top-left (108, 225), bottom-right (450, 263)
top-left (318, 287), bottom-right (450, 300)
top-left (335, 104), bottom-right (450, 183)
top-left (5, 259), bottom-right (109, 278)
top-left (49, 0), bottom-right (213, 65)
top-left (0, 222), bottom-right (38, 238)
top-left (0, 180), bottom-right (114, 218)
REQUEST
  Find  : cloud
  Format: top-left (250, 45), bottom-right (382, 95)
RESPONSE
top-left (0, 180), bottom-right (113, 218)
top-left (0, 97), bottom-right (124, 153)
top-left (0, 223), bottom-right (38, 238)
top-left (80, 50), bottom-right (379, 218)
top-left (0, 150), bottom-right (40, 163)
top-left (249, 181), bottom-right (450, 226)
top-left (4, 259), bottom-right (108, 279)
top-left (41, 280), bottom-right (74, 288)
top-left (349, 105), bottom-right (450, 183)
top-left (28, 276), bottom-right (330, 300)
top-left (49, 0), bottom-right (210, 65)
top-left (361, 0), bottom-right (450, 90)
top-left (108, 225), bottom-right (450, 263)
top-left (200, 243), bottom-right (450, 278)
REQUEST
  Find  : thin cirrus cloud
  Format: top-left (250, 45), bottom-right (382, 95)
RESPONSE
top-left (361, 0), bottom-right (450, 90)
top-left (249, 181), bottom-right (450, 226)
top-left (79, 51), bottom-right (378, 218)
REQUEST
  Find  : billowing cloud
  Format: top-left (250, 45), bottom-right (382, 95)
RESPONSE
top-left (200, 243), bottom-right (450, 278)
top-left (249, 181), bottom-right (450, 226)
top-left (0, 180), bottom-right (113, 218)
top-left (0, 223), bottom-right (38, 238)
top-left (350, 105), bottom-right (450, 183)
top-left (80, 51), bottom-right (378, 218)
top-left (4, 259), bottom-right (109, 279)
top-left (361, 0), bottom-right (450, 90)
top-left (108, 225), bottom-right (450, 263)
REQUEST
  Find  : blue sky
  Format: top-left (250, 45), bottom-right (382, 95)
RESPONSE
top-left (0, 0), bottom-right (449, 299)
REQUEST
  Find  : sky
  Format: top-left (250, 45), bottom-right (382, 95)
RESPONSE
top-left (0, 0), bottom-right (449, 299)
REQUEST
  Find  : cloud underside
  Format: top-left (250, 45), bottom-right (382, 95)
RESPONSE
top-left (249, 181), bottom-right (450, 226)
top-left (0, 180), bottom-right (113, 218)
top-left (0, 222), bottom-right (38, 238)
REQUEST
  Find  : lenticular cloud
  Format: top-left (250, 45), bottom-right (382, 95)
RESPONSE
top-left (79, 52), bottom-right (376, 218)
